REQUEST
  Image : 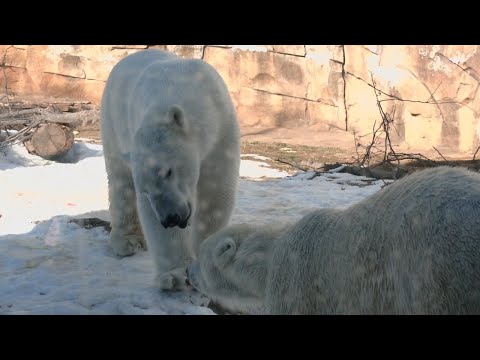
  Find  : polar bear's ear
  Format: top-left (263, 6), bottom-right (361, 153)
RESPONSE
top-left (214, 237), bottom-right (237, 268)
top-left (168, 105), bottom-right (188, 133)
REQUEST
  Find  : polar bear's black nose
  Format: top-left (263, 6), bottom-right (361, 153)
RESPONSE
top-left (161, 210), bottom-right (191, 229)
top-left (160, 203), bottom-right (192, 229)
top-left (161, 213), bottom-right (182, 228)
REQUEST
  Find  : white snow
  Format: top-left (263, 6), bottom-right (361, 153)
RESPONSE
top-left (0, 140), bottom-right (387, 315)
top-left (240, 159), bottom-right (289, 179)
top-left (241, 154), bottom-right (271, 161)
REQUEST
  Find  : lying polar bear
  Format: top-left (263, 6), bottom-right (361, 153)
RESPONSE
top-left (101, 49), bottom-right (240, 290)
top-left (187, 166), bottom-right (480, 314)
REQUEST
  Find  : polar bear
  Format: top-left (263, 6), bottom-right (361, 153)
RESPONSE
top-left (188, 167), bottom-right (480, 314)
top-left (101, 49), bottom-right (240, 291)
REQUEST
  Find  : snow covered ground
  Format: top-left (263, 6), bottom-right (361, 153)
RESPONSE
top-left (0, 141), bottom-right (388, 315)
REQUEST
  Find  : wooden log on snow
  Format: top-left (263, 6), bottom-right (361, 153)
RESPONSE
top-left (24, 123), bottom-right (74, 160)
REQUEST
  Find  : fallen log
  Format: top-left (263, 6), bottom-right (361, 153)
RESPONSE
top-left (24, 123), bottom-right (74, 160)
top-left (0, 108), bottom-right (40, 119)
top-left (0, 109), bottom-right (98, 128)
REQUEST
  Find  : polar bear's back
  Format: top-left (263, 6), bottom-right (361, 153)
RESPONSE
top-left (104, 49), bottom-right (232, 114)
top-left (366, 166), bottom-right (480, 209)
top-left (105, 49), bottom-right (179, 89)
top-left (268, 166), bottom-right (480, 314)
top-left (339, 166), bottom-right (480, 313)
top-left (101, 50), bottom-right (180, 150)
top-left (102, 49), bottom-right (179, 116)
top-left (355, 166), bottom-right (480, 249)
top-left (101, 49), bottom-right (238, 154)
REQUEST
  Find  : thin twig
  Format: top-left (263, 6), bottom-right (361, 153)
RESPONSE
top-left (341, 45), bottom-right (348, 131)
top-left (0, 118), bottom-right (42, 153)
top-left (274, 158), bottom-right (327, 180)
top-left (473, 145), bottom-right (480, 161)
top-left (345, 69), bottom-right (477, 115)
top-left (383, 152), bottom-right (436, 166)
top-left (275, 158), bottom-right (310, 172)
top-left (432, 146), bottom-right (449, 163)
top-left (426, 82), bottom-right (442, 103)
top-left (435, 52), bottom-right (480, 83)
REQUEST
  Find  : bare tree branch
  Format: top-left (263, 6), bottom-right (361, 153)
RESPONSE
top-left (435, 52), bottom-right (480, 83)
top-left (426, 82), bottom-right (442, 103)
top-left (0, 108), bottom-right (94, 127)
top-left (345, 69), bottom-right (478, 116)
top-left (0, 118), bottom-right (42, 153)
top-left (275, 158), bottom-right (310, 172)
top-left (404, 68), bottom-right (448, 130)
top-left (473, 145), bottom-right (480, 161)
top-left (341, 45), bottom-right (348, 131)
top-left (0, 108), bottom-right (39, 119)
top-left (432, 146), bottom-right (449, 163)
top-left (350, 72), bottom-right (440, 171)
top-left (274, 158), bottom-right (327, 180)
top-left (379, 153), bottom-right (436, 166)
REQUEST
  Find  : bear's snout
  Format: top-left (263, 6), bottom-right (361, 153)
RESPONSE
top-left (160, 202), bottom-right (192, 229)
top-left (161, 213), bottom-right (182, 228)
top-left (149, 192), bottom-right (192, 229)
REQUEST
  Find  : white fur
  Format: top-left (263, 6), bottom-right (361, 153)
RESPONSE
top-left (101, 49), bottom-right (240, 290)
top-left (189, 167), bottom-right (480, 314)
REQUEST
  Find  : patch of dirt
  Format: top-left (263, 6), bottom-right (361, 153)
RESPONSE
top-left (241, 141), bottom-right (352, 174)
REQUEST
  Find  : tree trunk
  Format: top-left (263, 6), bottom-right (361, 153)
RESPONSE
top-left (25, 123), bottom-right (74, 160)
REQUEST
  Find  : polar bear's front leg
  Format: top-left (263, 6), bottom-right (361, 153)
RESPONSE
top-left (106, 159), bottom-right (146, 256)
top-left (136, 195), bottom-right (194, 291)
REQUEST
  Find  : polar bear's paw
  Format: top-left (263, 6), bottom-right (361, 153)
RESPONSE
top-left (110, 231), bottom-right (145, 257)
top-left (155, 268), bottom-right (192, 291)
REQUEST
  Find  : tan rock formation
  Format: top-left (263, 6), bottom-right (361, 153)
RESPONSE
top-left (1, 44), bottom-right (479, 158)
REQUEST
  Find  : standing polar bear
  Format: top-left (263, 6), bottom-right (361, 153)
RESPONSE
top-left (188, 167), bottom-right (480, 314)
top-left (101, 49), bottom-right (240, 290)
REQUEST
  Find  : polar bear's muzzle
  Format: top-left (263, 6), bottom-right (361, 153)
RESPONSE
top-left (148, 194), bottom-right (192, 229)
top-left (160, 201), bottom-right (192, 229)
top-left (162, 209), bottom-right (191, 229)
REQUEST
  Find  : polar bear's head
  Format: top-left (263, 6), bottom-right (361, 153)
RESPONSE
top-left (187, 223), bottom-right (286, 314)
top-left (131, 105), bottom-right (199, 229)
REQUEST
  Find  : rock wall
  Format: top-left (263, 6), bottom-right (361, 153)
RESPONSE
top-left (1, 45), bottom-right (479, 158)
